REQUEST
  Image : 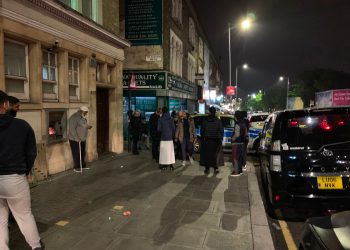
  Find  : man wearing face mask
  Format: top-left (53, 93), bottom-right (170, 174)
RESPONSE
top-left (8, 96), bottom-right (20, 117)
top-left (68, 106), bottom-right (92, 172)
top-left (0, 90), bottom-right (44, 250)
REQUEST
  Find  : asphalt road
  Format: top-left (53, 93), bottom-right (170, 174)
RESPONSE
top-left (248, 155), bottom-right (341, 250)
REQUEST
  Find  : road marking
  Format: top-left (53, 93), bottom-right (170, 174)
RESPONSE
top-left (275, 209), bottom-right (297, 250)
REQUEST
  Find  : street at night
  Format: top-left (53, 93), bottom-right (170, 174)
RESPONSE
top-left (1, 0), bottom-right (350, 249)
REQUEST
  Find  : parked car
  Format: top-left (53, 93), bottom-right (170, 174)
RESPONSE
top-left (299, 210), bottom-right (350, 250)
top-left (247, 112), bottom-right (269, 153)
top-left (191, 113), bottom-right (235, 153)
top-left (259, 107), bottom-right (350, 209)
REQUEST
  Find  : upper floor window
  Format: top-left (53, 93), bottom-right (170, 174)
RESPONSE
top-left (68, 57), bottom-right (80, 100)
top-left (187, 53), bottom-right (196, 83)
top-left (170, 30), bottom-right (183, 76)
top-left (172, 0), bottom-right (182, 24)
top-left (96, 63), bottom-right (101, 82)
top-left (189, 17), bottom-right (196, 46)
top-left (42, 51), bottom-right (58, 100)
top-left (107, 66), bottom-right (112, 83)
top-left (198, 37), bottom-right (204, 60)
top-left (4, 39), bottom-right (29, 100)
top-left (58, 0), bottom-right (99, 22)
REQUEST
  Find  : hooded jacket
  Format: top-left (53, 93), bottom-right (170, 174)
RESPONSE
top-left (157, 113), bottom-right (175, 141)
top-left (201, 114), bottom-right (224, 140)
top-left (0, 114), bottom-right (37, 175)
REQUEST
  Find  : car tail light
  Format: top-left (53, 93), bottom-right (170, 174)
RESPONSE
top-left (320, 117), bottom-right (332, 131)
top-left (337, 120), bottom-right (344, 126)
top-left (289, 120), bottom-right (299, 127)
top-left (272, 140), bottom-right (281, 152)
top-left (275, 195), bottom-right (281, 201)
top-left (270, 155), bottom-right (282, 172)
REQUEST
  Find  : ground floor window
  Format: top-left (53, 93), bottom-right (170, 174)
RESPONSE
top-left (47, 109), bottom-right (67, 144)
top-left (169, 98), bottom-right (187, 112)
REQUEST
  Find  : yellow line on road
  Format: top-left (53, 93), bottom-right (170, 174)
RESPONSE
top-left (275, 209), bottom-right (297, 250)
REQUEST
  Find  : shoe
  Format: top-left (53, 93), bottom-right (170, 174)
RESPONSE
top-left (242, 165), bottom-right (247, 171)
top-left (214, 169), bottom-right (220, 174)
top-left (33, 240), bottom-right (45, 250)
top-left (82, 166), bottom-right (90, 170)
top-left (189, 157), bottom-right (194, 165)
top-left (182, 161), bottom-right (186, 167)
top-left (230, 172), bottom-right (241, 177)
top-left (204, 169), bottom-right (209, 175)
top-left (73, 168), bottom-right (81, 173)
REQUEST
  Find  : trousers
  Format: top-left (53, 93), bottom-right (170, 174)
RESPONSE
top-left (0, 174), bottom-right (41, 250)
top-left (69, 140), bottom-right (86, 169)
top-left (232, 143), bottom-right (244, 173)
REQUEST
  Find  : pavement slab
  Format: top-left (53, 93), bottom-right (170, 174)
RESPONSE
top-left (9, 151), bottom-right (274, 250)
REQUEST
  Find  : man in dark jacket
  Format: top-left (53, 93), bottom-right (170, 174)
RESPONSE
top-left (200, 106), bottom-right (224, 174)
top-left (130, 111), bottom-right (143, 155)
top-left (0, 91), bottom-right (44, 250)
top-left (231, 111), bottom-right (248, 176)
top-left (149, 108), bottom-right (162, 160)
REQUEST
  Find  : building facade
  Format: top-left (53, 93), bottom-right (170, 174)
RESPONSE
top-left (0, 0), bottom-right (129, 179)
top-left (120, 0), bottom-right (221, 121)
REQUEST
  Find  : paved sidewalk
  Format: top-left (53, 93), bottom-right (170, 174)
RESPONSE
top-left (10, 152), bottom-right (274, 250)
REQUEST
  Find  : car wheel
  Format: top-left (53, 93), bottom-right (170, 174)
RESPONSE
top-left (194, 139), bottom-right (200, 153)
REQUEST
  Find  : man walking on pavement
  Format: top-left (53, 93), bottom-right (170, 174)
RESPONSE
top-left (129, 110), bottom-right (143, 155)
top-left (175, 111), bottom-right (196, 166)
top-left (149, 108), bottom-right (162, 160)
top-left (68, 106), bottom-right (92, 172)
top-left (231, 111), bottom-right (248, 176)
top-left (0, 90), bottom-right (44, 250)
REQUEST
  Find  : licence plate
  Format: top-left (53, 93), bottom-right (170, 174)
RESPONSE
top-left (317, 176), bottom-right (343, 190)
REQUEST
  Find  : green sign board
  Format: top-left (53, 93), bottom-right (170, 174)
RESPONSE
top-left (123, 72), bottom-right (166, 89)
top-left (167, 73), bottom-right (196, 95)
top-left (125, 0), bottom-right (162, 45)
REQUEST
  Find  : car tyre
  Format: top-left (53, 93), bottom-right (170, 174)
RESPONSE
top-left (253, 139), bottom-right (260, 155)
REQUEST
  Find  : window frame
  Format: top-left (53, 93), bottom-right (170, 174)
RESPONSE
top-left (4, 39), bottom-right (29, 101)
top-left (68, 56), bottom-right (80, 101)
top-left (170, 30), bottom-right (183, 76)
top-left (46, 109), bottom-right (68, 144)
top-left (42, 50), bottom-right (58, 100)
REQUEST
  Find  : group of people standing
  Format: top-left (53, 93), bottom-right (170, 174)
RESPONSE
top-left (130, 106), bottom-right (250, 176)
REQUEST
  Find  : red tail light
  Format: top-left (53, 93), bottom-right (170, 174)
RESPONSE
top-left (337, 120), bottom-right (344, 126)
top-left (289, 120), bottom-right (299, 127)
top-left (320, 119), bottom-right (332, 131)
top-left (275, 195), bottom-right (281, 201)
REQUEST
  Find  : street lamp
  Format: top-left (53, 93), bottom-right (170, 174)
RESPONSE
top-left (235, 63), bottom-right (248, 106)
top-left (228, 15), bottom-right (254, 105)
top-left (279, 76), bottom-right (290, 109)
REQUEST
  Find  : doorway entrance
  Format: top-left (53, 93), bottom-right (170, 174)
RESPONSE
top-left (96, 88), bottom-right (109, 153)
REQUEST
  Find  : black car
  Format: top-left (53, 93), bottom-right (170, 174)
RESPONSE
top-left (299, 210), bottom-right (350, 250)
top-left (258, 107), bottom-right (350, 209)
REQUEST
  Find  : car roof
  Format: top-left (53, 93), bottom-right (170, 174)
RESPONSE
top-left (191, 113), bottom-right (234, 118)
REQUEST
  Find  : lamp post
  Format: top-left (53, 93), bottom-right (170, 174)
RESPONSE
top-left (228, 16), bottom-right (253, 109)
top-left (235, 63), bottom-right (248, 106)
top-left (279, 76), bottom-right (290, 109)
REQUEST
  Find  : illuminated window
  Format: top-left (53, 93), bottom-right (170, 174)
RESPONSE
top-left (47, 110), bottom-right (67, 144)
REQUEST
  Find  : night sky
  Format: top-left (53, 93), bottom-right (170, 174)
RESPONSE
top-left (191, 0), bottom-right (350, 98)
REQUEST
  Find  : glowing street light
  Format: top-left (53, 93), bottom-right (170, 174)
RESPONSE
top-left (279, 75), bottom-right (290, 109)
top-left (241, 18), bottom-right (252, 30)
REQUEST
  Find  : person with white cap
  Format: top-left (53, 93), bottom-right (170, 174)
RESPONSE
top-left (68, 106), bottom-right (92, 172)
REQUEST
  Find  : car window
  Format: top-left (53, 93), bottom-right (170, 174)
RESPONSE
top-left (250, 115), bottom-right (268, 123)
top-left (220, 117), bottom-right (235, 127)
top-left (281, 110), bottom-right (350, 149)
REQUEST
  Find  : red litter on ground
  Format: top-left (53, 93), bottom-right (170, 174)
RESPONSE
top-left (123, 210), bottom-right (131, 217)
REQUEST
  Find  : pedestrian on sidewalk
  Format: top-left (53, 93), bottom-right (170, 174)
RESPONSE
top-left (149, 108), bottom-right (162, 160)
top-left (0, 90), bottom-right (44, 250)
top-left (68, 106), bottom-right (92, 172)
top-left (200, 106), bottom-right (223, 175)
top-left (129, 110), bottom-right (143, 155)
top-left (241, 110), bottom-right (250, 171)
top-left (175, 111), bottom-right (196, 166)
top-left (157, 107), bottom-right (175, 171)
top-left (231, 111), bottom-right (248, 176)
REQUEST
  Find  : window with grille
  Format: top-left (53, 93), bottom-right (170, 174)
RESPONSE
top-left (4, 40), bottom-right (29, 100)
top-left (42, 51), bottom-right (58, 100)
top-left (68, 57), bottom-right (80, 100)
